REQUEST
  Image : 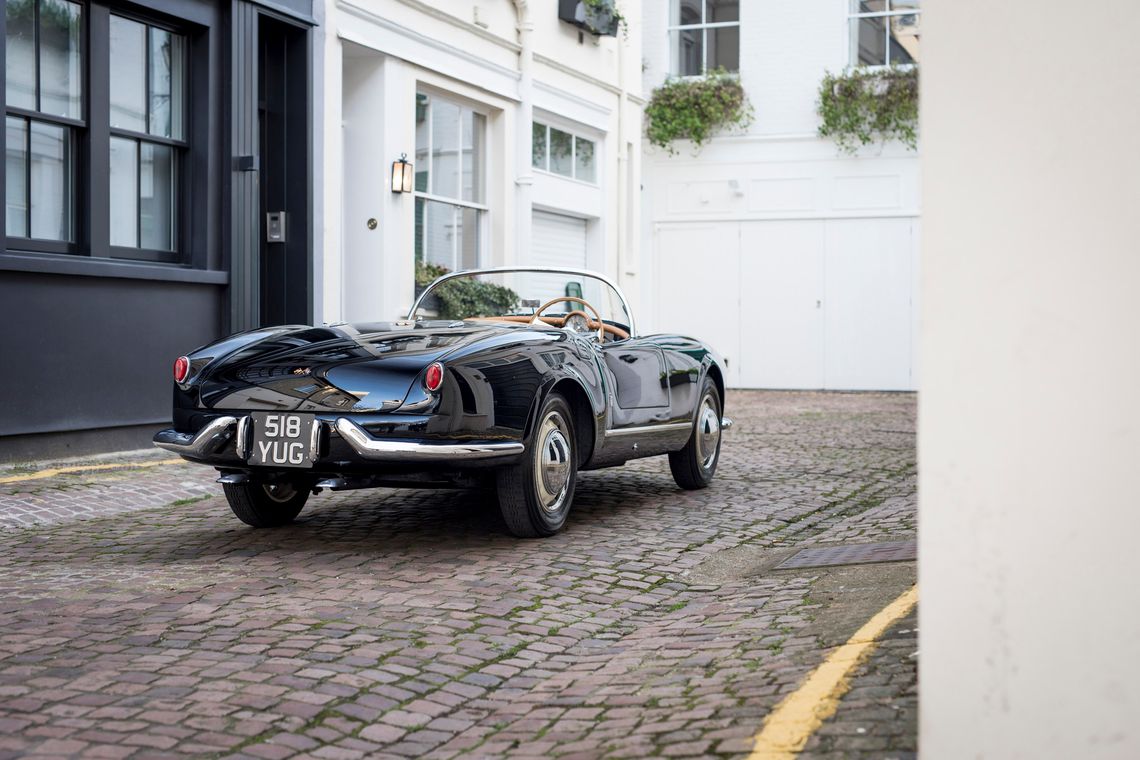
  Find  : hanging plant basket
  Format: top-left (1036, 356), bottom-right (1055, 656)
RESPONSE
top-left (817, 67), bottom-right (919, 154)
top-left (644, 69), bottom-right (753, 155)
top-left (559, 0), bottom-right (626, 38)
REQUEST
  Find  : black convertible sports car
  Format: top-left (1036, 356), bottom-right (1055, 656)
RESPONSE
top-left (154, 267), bottom-right (730, 537)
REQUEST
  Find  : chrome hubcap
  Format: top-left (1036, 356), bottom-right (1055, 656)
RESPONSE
top-left (696, 396), bottom-right (721, 470)
top-left (534, 412), bottom-right (572, 514)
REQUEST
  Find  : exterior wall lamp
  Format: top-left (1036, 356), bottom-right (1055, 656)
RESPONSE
top-left (391, 153), bottom-right (414, 194)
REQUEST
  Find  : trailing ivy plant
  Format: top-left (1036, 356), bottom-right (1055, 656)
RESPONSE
top-left (579, 0), bottom-right (626, 37)
top-left (644, 69), bottom-right (752, 155)
top-left (817, 67), bottom-right (918, 154)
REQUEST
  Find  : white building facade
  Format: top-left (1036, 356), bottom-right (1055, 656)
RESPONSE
top-left (319, 0), bottom-right (644, 325)
top-left (641, 1), bottom-right (921, 390)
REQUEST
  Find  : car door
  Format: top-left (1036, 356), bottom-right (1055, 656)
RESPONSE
top-left (653, 335), bottom-right (705, 421)
top-left (600, 338), bottom-right (671, 428)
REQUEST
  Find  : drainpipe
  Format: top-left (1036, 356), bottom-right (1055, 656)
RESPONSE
top-left (513, 0), bottom-right (534, 267)
top-left (615, 10), bottom-right (629, 289)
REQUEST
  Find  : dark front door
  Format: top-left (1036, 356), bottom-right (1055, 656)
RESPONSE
top-left (602, 341), bottom-right (671, 428)
top-left (258, 15), bottom-right (310, 326)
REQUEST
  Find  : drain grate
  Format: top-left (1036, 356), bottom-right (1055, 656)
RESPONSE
top-left (775, 540), bottom-right (916, 570)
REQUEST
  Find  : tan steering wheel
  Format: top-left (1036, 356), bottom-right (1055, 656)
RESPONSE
top-left (532, 296), bottom-right (606, 342)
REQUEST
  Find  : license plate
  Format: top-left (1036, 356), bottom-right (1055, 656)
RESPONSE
top-left (247, 412), bottom-right (316, 469)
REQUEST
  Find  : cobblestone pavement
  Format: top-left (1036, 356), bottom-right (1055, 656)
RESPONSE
top-left (800, 610), bottom-right (918, 760)
top-left (0, 390), bottom-right (917, 758)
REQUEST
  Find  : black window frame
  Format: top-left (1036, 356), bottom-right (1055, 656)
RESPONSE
top-left (2, 0), bottom-right (216, 269)
top-left (4, 0), bottom-right (86, 254)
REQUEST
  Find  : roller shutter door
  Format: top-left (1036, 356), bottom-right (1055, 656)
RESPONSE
top-left (532, 211), bottom-right (587, 269)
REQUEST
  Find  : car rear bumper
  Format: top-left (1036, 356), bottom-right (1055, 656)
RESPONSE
top-left (153, 416), bottom-right (523, 465)
top-left (153, 416), bottom-right (238, 457)
top-left (332, 419), bottom-right (523, 462)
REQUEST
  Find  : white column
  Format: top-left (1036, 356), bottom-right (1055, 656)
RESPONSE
top-left (513, 1), bottom-right (534, 267)
top-left (341, 53), bottom-right (415, 322)
top-left (316, 25), bottom-right (340, 324)
top-left (920, 1), bottom-right (1140, 757)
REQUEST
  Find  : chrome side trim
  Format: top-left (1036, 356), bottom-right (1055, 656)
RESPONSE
top-left (721, 417), bottom-right (734, 430)
top-left (153, 416), bottom-right (238, 457)
top-left (603, 421), bottom-right (692, 439)
top-left (334, 418), bottom-right (525, 462)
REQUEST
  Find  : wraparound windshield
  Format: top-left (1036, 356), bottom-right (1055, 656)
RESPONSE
top-left (410, 268), bottom-right (635, 337)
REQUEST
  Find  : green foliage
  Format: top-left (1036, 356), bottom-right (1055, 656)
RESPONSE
top-left (434, 278), bottom-right (519, 321)
top-left (414, 260), bottom-right (449, 287)
top-left (644, 69), bottom-right (752, 155)
top-left (580, 0), bottom-right (625, 37)
top-left (414, 260), bottom-right (519, 321)
top-left (817, 67), bottom-right (918, 154)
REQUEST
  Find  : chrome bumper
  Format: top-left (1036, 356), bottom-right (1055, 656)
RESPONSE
top-left (153, 416), bottom-right (238, 457)
top-left (334, 418), bottom-right (524, 462)
top-left (154, 415), bottom-right (523, 464)
top-left (721, 416), bottom-right (733, 430)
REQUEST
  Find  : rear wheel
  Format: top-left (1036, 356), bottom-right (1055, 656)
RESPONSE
top-left (222, 480), bottom-right (309, 527)
top-left (669, 379), bottom-right (723, 490)
top-left (497, 393), bottom-right (577, 537)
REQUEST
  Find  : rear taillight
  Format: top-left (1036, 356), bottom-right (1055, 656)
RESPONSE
top-left (424, 362), bottom-right (444, 392)
top-left (173, 356), bottom-right (190, 384)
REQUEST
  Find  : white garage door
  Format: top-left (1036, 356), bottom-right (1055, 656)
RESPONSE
top-left (533, 211), bottom-right (587, 269)
top-left (655, 218), bottom-right (918, 391)
top-left (530, 211), bottom-right (589, 304)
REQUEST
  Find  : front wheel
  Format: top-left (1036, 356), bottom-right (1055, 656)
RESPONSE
top-left (669, 379), bottom-right (723, 490)
top-left (222, 480), bottom-right (309, 527)
top-left (496, 393), bottom-right (577, 537)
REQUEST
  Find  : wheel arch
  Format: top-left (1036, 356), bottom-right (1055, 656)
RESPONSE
top-left (704, 360), bottom-right (726, 413)
top-left (545, 378), bottom-right (599, 467)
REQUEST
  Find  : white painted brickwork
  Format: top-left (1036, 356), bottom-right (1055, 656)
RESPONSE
top-left (641, 1), bottom-right (921, 391)
top-left (322, 0), bottom-right (644, 324)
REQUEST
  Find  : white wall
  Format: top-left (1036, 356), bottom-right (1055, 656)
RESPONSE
top-left (642, 0), bottom-right (845, 138)
top-left (320, 0), bottom-right (643, 324)
top-left (920, 1), bottom-right (1140, 757)
top-left (640, 1), bottom-right (920, 390)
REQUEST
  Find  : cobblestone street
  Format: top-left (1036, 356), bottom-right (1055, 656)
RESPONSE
top-left (0, 391), bottom-right (917, 758)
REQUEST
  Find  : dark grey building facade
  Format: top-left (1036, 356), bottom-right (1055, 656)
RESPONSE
top-left (1, 0), bottom-right (315, 460)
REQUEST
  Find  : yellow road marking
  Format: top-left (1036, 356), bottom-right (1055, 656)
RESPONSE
top-left (748, 584), bottom-right (918, 760)
top-left (0, 458), bottom-right (183, 485)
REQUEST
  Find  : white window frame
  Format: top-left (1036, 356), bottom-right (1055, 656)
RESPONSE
top-left (414, 90), bottom-right (488, 272)
top-left (532, 121), bottom-right (598, 186)
top-left (847, 1), bottom-right (922, 70)
top-left (666, 0), bottom-right (740, 78)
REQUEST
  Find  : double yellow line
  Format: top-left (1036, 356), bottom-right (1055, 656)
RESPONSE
top-left (749, 584), bottom-right (919, 759)
top-left (0, 458), bottom-right (182, 485)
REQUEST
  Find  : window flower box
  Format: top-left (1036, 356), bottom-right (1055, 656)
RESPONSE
top-left (558, 0), bottom-right (622, 38)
